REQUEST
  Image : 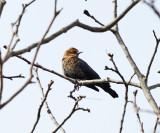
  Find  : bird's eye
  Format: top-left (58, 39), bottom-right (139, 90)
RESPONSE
top-left (72, 51), bottom-right (77, 54)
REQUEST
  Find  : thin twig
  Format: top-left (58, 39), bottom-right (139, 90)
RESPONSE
top-left (107, 1), bottom-right (132, 132)
top-left (112, 0), bottom-right (118, 30)
top-left (2, 0), bottom-right (36, 63)
top-left (34, 68), bottom-right (66, 133)
top-left (112, 19), bottom-right (160, 118)
top-left (10, 0), bottom-right (140, 57)
top-left (29, 1), bottom-right (62, 76)
top-left (31, 1), bottom-right (62, 132)
top-left (0, 0), bottom-right (61, 110)
top-left (0, 0), bottom-right (6, 17)
top-left (153, 117), bottom-right (159, 133)
top-left (0, 76), bottom-right (33, 109)
top-left (12, 0), bottom-right (36, 35)
top-left (133, 90), bottom-right (144, 133)
top-left (52, 96), bottom-right (90, 133)
top-left (52, 83), bottom-right (89, 133)
top-left (106, 53), bottom-right (131, 132)
top-left (3, 74), bottom-right (25, 80)
top-left (30, 80), bottom-right (54, 133)
top-left (28, 1), bottom-right (62, 114)
top-left (143, 0), bottom-right (160, 18)
top-left (83, 10), bottom-right (105, 26)
top-left (105, 54), bottom-right (131, 132)
top-left (128, 73), bottom-right (136, 84)
top-left (0, 0), bottom-right (41, 109)
top-left (119, 86), bottom-right (128, 133)
top-left (16, 55), bottom-right (75, 83)
top-left (52, 99), bottom-right (78, 133)
top-left (106, 53), bottom-right (126, 84)
top-left (68, 86), bottom-right (78, 101)
top-left (119, 89), bottom-right (128, 133)
top-left (146, 30), bottom-right (160, 82)
top-left (119, 73), bottom-right (135, 133)
top-left (105, 52), bottom-right (130, 133)
top-left (0, 51), bottom-right (3, 104)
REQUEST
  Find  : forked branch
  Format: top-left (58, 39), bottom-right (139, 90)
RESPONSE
top-left (10, 0), bottom-right (141, 58)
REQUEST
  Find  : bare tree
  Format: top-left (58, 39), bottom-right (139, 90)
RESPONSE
top-left (0, 0), bottom-right (160, 132)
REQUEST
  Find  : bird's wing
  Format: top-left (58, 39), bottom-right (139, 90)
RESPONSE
top-left (79, 58), bottom-right (101, 80)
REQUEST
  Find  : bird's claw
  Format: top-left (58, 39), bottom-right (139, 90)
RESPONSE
top-left (74, 79), bottom-right (80, 90)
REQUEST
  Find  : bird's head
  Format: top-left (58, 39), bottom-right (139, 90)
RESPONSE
top-left (63, 47), bottom-right (83, 58)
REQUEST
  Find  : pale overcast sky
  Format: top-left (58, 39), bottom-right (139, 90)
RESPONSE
top-left (0, 0), bottom-right (160, 133)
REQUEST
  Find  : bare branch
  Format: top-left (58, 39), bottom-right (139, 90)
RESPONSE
top-left (128, 73), bottom-right (136, 84)
top-left (0, 76), bottom-right (33, 109)
top-left (119, 73), bottom-right (135, 133)
top-left (146, 30), bottom-right (160, 82)
top-left (0, 51), bottom-right (3, 104)
top-left (113, 32), bottom-right (143, 78)
top-left (106, 53), bottom-right (126, 84)
top-left (0, 0), bottom-right (6, 18)
top-left (106, 52), bottom-right (130, 133)
top-left (10, 0), bottom-right (140, 57)
top-left (139, 108), bottom-right (155, 114)
top-left (149, 83), bottom-right (160, 90)
top-left (112, 0), bottom-right (118, 30)
top-left (15, 55), bottom-right (75, 83)
top-left (133, 90), bottom-right (144, 133)
top-left (68, 86), bottom-right (78, 101)
top-left (0, 0), bottom-right (62, 110)
top-left (119, 92), bottom-right (128, 133)
top-left (16, 55), bottom-right (141, 88)
top-left (109, 1), bottom-right (143, 132)
top-left (31, 2), bottom-right (63, 131)
top-left (52, 96), bottom-right (90, 133)
top-left (111, 30), bottom-right (160, 119)
top-left (52, 83), bottom-right (89, 133)
top-left (82, 0), bottom-right (144, 92)
top-left (30, 80), bottom-right (53, 133)
top-left (117, 79), bottom-right (135, 88)
top-left (153, 117), bottom-right (159, 133)
top-left (79, 78), bottom-right (140, 88)
top-left (29, 1), bottom-right (62, 77)
top-left (112, 25), bottom-right (160, 118)
top-left (3, 74), bottom-right (25, 80)
top-left (34, 68), bottom-right (66, 133)
top-left (3, 27), bottom-right (15, 63)
top-left (84, 10), bottom-right (105, 26)
top-left (13, 0), bottom-right (36, 35)
top-left (106, 53), bottom-right (132, 133)
top-left (143, 0), bottom-right (160, 18)
top-left (2, 0), bottom-right (36, 63)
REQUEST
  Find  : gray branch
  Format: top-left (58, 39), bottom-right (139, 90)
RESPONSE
top-left (9, 0), bottom-right (140, 59)
top-left (0, 0), bottom-right (6, 18)
top-left (112, 21), bottom-right (160, 119)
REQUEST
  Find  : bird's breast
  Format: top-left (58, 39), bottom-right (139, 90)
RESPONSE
top-left (62, 57), bottom-right (85, 79)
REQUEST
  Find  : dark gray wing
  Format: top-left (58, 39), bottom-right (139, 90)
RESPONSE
top-left (79, 58), bottom-right (101, 80)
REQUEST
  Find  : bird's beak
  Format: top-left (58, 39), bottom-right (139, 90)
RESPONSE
top-left (77, 51), bottom-right (83, 55)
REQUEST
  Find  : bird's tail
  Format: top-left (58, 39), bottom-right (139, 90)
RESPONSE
top-left (97, 83), bottom-right (118, 98)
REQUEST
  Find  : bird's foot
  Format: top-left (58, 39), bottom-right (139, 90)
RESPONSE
top-left (74, 79), bottom-right (80, 90)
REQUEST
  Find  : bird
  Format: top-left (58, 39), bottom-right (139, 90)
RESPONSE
top-left (62, 47), bottom-right (118, 98)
